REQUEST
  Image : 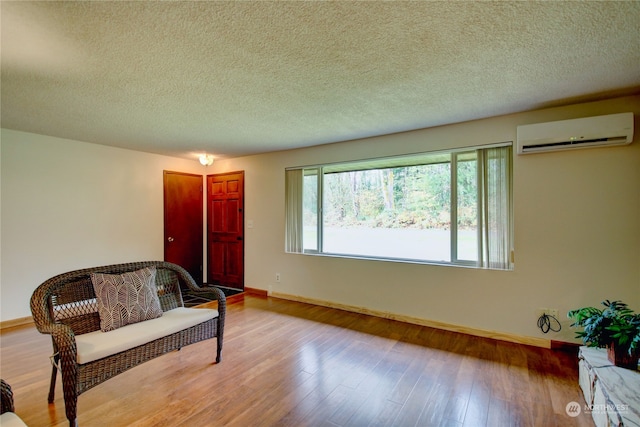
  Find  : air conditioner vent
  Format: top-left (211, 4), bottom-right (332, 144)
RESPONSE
top-left (517, 113), bottom-right (634, 155)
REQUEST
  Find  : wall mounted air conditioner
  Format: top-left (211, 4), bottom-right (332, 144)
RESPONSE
top-left (516, 112), bottom-right (634, 155)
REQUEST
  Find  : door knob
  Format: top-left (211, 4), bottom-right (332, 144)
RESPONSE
top-left (168, 237), bottom-right (174, 242)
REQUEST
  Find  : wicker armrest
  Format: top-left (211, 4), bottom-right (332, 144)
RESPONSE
top-left (173, 267), bottom-right (224, 300)
top-left (30, 277), bottom-right (58, 336)
top-left (1, 379), bottom-right (15, 414)
top-left (171, 264), bottom-right (227, 314)
top-left (189, 284), bottom-right (226, 300)
top-left (51, 323), bottom-right (78, 360)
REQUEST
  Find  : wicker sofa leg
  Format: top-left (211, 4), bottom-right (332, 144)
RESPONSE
top-left (63, 389), bottom-right (77, 427)
top-left (215, 294), bottom-right (225, 363)
top-left (48, 355), bottom-right (59, 403)
top-left (59, 358), bottom-right (78, 427)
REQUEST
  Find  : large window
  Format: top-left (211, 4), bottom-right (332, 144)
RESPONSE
top-left (286, 144), bottom-right (513, 270)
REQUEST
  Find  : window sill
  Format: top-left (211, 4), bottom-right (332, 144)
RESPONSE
top-left (288, 250), bottom-right (513, 271)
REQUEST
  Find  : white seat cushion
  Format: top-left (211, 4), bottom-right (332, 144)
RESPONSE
top-left (0, 412), bottom-right (28, 427)
top-left (76, 307), bottom-right (218, 364)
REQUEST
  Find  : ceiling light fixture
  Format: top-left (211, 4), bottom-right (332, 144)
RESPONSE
top-left (199, 154), bottom-right (214, 166)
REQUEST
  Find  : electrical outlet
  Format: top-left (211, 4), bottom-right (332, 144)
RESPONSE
top-left (537, 308), bottom-right (559, 318)
top-left (276, 273), bottom-right (281, 283)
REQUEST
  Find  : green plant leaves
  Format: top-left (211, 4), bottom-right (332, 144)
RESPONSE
top-left (567, 300), bottom-right (640, 355)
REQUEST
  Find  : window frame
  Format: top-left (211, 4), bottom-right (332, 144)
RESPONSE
top-left (286, 143), bottom-right (513, 270)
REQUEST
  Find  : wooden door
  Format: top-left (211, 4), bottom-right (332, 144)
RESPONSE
top-left (164, 171), bottom-right (203, 284)
top-left (207, 171), bottom-right (244, 290)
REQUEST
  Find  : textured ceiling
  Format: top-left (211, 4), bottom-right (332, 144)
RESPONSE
top-left (2, 1), bottom-right (640, 160)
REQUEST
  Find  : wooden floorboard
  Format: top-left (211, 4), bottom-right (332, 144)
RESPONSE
top-left (0, 294), bottom-right (594, 426)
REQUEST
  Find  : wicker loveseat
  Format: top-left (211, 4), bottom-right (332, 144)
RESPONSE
top-left (30, 261), bottom-right (226, 427)
top-left (1, 380), bottom-right (28, 427)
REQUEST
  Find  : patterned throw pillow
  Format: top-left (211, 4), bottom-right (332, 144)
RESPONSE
top-left (91, 266), bottom-right (163, 332)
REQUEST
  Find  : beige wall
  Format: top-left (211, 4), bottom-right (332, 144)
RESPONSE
top-left (0, 130), bottom-right (206, 321)
top-left (1, 95), bottom-right (639, 346)
top-left (214, 95), bottom-right (640, 344)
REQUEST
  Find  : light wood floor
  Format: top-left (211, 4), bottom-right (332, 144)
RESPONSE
top-left (1, 294), bottom-right (593, 427)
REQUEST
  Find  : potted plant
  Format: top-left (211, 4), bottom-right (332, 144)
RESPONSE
top-left (567, 300), bottom-right (640, 370)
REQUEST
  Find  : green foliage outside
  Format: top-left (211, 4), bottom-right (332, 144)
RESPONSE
top-left (305, 159), bottom-right (478, 230)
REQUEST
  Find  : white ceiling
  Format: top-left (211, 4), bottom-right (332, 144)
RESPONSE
top-left (2, 1), bottom-right (640, 161)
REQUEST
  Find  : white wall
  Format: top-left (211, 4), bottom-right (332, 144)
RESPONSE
top-left (214, 95), bottom-right (640, 344)
top-left (2, 96), bottom-right (639, 345)
top-left (0, 130), bottom-right (205, 321)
